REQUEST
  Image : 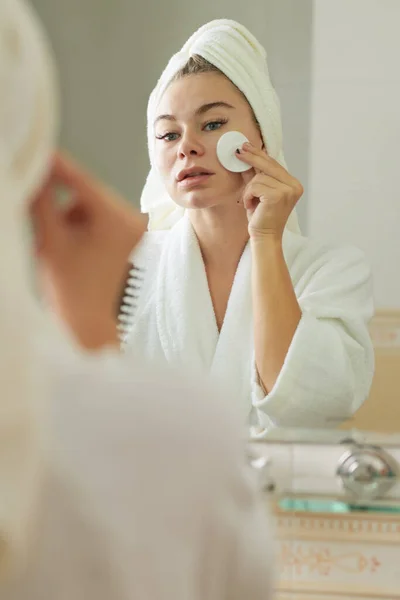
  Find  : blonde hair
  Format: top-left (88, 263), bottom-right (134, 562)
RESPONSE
top-left (171, 54), bottom-right (260, 128)
top-left (171, 54), bottom-right (221, 79)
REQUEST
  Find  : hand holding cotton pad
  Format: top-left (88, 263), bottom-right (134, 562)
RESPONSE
top-left (216, 131), bottom-right (252, 173)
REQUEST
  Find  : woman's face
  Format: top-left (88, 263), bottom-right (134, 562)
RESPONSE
top-left (153, 72), bottom-right (263, 210)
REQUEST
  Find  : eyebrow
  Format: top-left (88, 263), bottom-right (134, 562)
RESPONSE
top-left (154, 101), bottom-right (235, 126)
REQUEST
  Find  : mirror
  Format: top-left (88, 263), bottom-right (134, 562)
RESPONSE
top-left (30, 0), bottom-right (400, 445)
top-left (305, 0), bottom-right (400, 437)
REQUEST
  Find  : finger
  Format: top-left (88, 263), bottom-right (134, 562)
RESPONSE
top-left (30, 177), bottom-right (59, 255)
top-left (242, 183), bottom-right (281, 208)
top-left (237, 144), bottom-right (295, 186)
top-left (242, 165), bottom-right (303, 212)
top-left (250, 173), bottom-right (282, 189)
top-left (244, 188), bottom-right (284, 213)
top-left (242, 177), bottom-right (287, 205)
top-left (51, 151), bottom-right (105, 204)
top-left (240, 168), bottom-right (276, 189)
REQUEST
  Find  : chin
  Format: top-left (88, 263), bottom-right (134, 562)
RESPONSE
top-left (178, 189), bottom-right (217, 210)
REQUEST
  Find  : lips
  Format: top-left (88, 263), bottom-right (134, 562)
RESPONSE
top-left (182, 172), bottom-right (208, 179)
top-left (178, 173), bottom-right (213, 188)
top-left (177, 167), bottom-right (214, 182)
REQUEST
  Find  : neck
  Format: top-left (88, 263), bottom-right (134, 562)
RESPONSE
top-left (188, 205), bottom-right (250, 271)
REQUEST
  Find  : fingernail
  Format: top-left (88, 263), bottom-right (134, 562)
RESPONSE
top-left (243, 142), bottom-right (251, 150)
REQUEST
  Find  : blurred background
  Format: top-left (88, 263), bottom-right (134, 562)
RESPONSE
top-left (30, 0), bottom-right (313, 229)
top-left (31, 0), bottom-right (400, 308)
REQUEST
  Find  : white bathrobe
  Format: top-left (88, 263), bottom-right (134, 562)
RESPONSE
top-left (1, 2), bottom-right (275, 596)
top-left (0, 198), bottom-right (276, 597)
top-left (121, 212), bottom-right (375, 435)
top-left (1, 345), bottom-right (274, 600)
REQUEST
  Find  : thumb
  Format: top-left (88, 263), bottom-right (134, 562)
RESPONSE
top-left (52, 151), bottom-right (106, 207)
top-left (30, 176), bottom-right (60, 257)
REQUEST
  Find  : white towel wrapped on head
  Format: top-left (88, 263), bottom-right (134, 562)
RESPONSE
top-left (0, 0), bottom-right (57, 577)
top-left (140, 19), bottom-right (300, 233)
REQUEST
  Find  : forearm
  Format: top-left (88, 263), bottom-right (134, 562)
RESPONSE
top-left (251, 236), bottom-right (301, 393)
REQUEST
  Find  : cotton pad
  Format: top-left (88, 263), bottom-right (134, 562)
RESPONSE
top-left (216, 131), bottom-right (252, 173)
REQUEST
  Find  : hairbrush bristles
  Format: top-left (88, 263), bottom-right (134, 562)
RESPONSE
top-left (118, 264), bottom-right (145, 347)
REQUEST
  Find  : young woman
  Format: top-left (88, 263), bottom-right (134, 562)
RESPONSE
top-left (35, 21), bottom-right (374, 436)
top-left (0, 3), bottom-right (274, 597)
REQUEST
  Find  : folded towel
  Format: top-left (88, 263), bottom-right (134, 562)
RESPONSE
top-left (140, 19), bottom-right (300, 233)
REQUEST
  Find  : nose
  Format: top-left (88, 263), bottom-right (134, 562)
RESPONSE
top-left (177, 130), bottom-right (205, 159)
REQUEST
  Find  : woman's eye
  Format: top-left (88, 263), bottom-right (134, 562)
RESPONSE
top-left (204, 120), bottom-right (226, 131)
top-left (156, 132), bottom-right (179, 142)
top-left (156, 120), bottom-right (227, 141)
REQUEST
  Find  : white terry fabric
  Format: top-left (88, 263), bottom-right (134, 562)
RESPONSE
top-left (0, 1), bottom-right (275, 596)
top-left (0, 0), bottom-right (58, 202)
top-left (140, 18), bottom-right (300, 234)
top-left (3, 353), bottom-right (274, 600)
top-left (123, 214), bottom-right (375, 436)
top-left (0, 0), bottom-right (57, 576)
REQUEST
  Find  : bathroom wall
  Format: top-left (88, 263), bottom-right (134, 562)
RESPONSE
top-left (309, 0), bottom-right (400, 308)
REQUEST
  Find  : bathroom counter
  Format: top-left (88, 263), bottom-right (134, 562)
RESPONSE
top-left (249, 434), bottom-right (400, 600)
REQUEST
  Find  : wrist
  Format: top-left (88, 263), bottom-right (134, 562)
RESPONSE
top-left (250, 233), bottom-right (283, 254)
top-left (249, 224), bottom-right (283, 241)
